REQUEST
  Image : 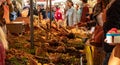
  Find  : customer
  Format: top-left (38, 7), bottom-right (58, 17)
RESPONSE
top-left (55, 5), bottom-right (63, 28)
top-left (75, 3), bottom-right (83, 24)
top-left (78, 0), bottom-right (106, 64)
top-left (66, 0), bottom-right (77, 27)
top-left (80, 0), bottom-right (105, 64)
top-left (39, 4), bottom-right (47, 19)
top-left (91, 0), bottom-right (106, 65)
top-left (46, 7), bottom-right (54, 21)
top-left (103, 0), bottom-right (120, 65)
top-left (80, 0), bottom-right (89, 23)
top-left (0, 0), bottom-right (13, 33)
top-left (55, 5), bottom-right (63, 22)
top-left (10, 0), bottom-right (20, 21)
top-left (102, 0), bottom-right (120, 65)
top-left (21, 7), bottom-right (30, 17)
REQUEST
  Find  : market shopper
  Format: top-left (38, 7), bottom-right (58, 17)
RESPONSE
top-left (34, 4), bottom-right (41, 16)
top-left (77, 0), bottom-right (108, 64)
top-left (0, 0), bottom-right (13, 33)
top-left (79, 0), bottom-right (105, 64)
top-left (55, 5), bottom-right (63, 28)
top-left (46, 7), bottom-right (54, 21)
top-left (21, 6), bottom-right (30, 17)
top-left (39, 4), bottom-right (47, 19)
top-left (103, 0), bottom-right (120, 65)
top-left (66, 0), bottom-right (77, 27)
top-left (35, 4), bottom-right (47, 19)
top-left (0, 0), bottom-right (9, 62)
top-left (80, 0), bottom-right (89, 23)
top-left (10, 0), bottom-right (20, 21)
top-left (55, 5), bottom-right (63, 22)
top-left (90, 0), bottom-right (106, 65)
top-left (75, 3), bottom-right (83, 24)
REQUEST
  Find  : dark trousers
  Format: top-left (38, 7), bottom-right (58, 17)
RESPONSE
top-left (103, 53), bottom-right (111, 65)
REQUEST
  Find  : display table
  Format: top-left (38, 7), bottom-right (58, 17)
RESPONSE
top-left (12, 17), bottom-right (30, 24)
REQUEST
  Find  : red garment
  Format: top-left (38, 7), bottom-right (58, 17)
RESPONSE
top-left (80, 4), bottom-right (89, 23)
top-left (3, 5), bottom-right (10, 23)
top-left (55, 8), bottom-right (63, 21)
top-left (0, 43), bottom-right (5, 65)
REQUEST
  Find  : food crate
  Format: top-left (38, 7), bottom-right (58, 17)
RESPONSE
top-left (6, 22), bottom-right (25, 35)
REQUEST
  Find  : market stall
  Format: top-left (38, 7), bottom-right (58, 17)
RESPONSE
top-left (5, 0), bottom-right (106, 65)
top-left (6, 20), bottom-right (89, 65)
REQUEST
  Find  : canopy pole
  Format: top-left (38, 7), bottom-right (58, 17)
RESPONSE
top-left (50, 0), bottom-right (52, 29)
top-left (30, 0), bottom-right (34, 49)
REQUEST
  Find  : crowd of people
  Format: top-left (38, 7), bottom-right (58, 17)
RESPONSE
top-left (0, 0), bottom-right (120, 65)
